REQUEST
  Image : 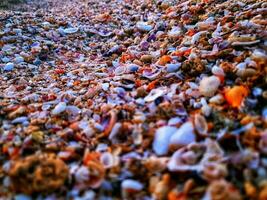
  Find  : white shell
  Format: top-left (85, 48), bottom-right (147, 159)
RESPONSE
top-left (136, 22), bottom-right (153, 32)
top-left (52, 102), bottom-right (67, 115)
top-left (194, 114), bottom-right (208, 136)
top-left (64, 27), bottom-right (79, 34)
top-left (144, 89), bottom-right (165, 102)
top-left (211, 65), bottom-right (225, 76)
top-left (199, 76), bottom-right (220, 97)
top-left (209, 94), bottom-right (224, 104)
top-left (169, 122), bottom-right (196, 148)
top-left (121, 179), bottom-right (144, 191)
top-left (168, 26), bottom-right (182, 38)
top-left (153, 126), bottom-right (178, 156)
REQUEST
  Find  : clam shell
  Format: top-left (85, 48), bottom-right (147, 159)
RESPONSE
top-left (199, 76), bottom-right (220, 97)
top-left (169, 122), bottom-right (196, 149)
top-left (122, 179), bottom-right (143, 191)
top-left (153, 126), bottom-right (178, 156)
top-left (52, 102), bottom-right (67, 115)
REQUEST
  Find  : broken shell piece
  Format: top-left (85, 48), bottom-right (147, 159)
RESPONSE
top-left (232, 40), bottom-right (260, 46)
top-left (144, 88), bottom-right (165, 102)
top-left (199, 76), bottom-right (221, 97)
top-left (209, 94), bottom-right (225, 104)
top-left (169, 122), bottom-right (196, 149)
top-left (153, 126), bottom-right (178, 156)
top-left (100, 152), bottom-right (116, 169)
top-left (168, 139), bottom-right (224, 173)
top-left (52, 102), bottom-right (67, 115)
top-left (63, 27), bottom-right (79, 34)
top-left (194, 114), bottom-right (208, 136)
top-left (168, 26), bottom-right (182, 38)
top-left (225, 86), bottom-right (248, 108)
top-left (136, 21), bottom-right (153, 32)
top-left (202, 179), bottom-right (242, 200)
top-left (191, 31), bottom-right (207, 44)
top-left (122, 179), bottom-right (144, 198)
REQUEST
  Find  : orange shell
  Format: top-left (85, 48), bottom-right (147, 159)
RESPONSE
top-left (225, 86), bottom-right (248, 108)
top-left (158, 55), bottom-right (172, 65)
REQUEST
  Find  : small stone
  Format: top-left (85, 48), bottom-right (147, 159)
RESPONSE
top-left (52, 102), bottom-right (67, 115)
top-left (199, 76), bottom-right (220, 97)
top-left (4, 62), bottom-right (15, 71)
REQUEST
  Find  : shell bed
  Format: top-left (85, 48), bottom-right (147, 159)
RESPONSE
top-left (0, 0), bottom-right (267, 199)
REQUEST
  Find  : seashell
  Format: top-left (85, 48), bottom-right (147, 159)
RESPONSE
top-left (12, 116), bottom-right (28, 124)
top-left (232, 40), bottom-right (260, 46)
top-left (225, 86), bottom-right (248, 108)
top-left (52, 102), bottom-right (67, 115)
top-left (101, 83), bottom-right (109, 91)
top-left (168, 144), bottom-right (204, 172)
top-left (136, 21), bottom-right (153, 32)
top-left (168, 117), bottom-right (182, 126)
top-left (144, 88), bottom-right (165, 102)
top-left (63, 27), bottom-right (79, 34)
top-left (194, 114), bottom-right (208, 136)
top-left (108, 122), bottom-right (122, 142)
top-left (202, 179), bottom-right (242, 200)
top-left (142, 69), bottom-right (161, 80)
top-left (100, 152), bottom-right (116, 169)
top-left (4, 62), bottom-right (14, 71)
top-left (168, 26), bottom-right (182, 38)
top-left (166, 63), bottom-right (181, 73)
top-left (153, 126), bottom-right (178, 156)
top-left (191, 31), bottom-right (208, 44)
top-left (66, 105), bottom-right (80, 116)
top-left (122, 179), bottom-right (144, 191)
top-left (211, 65), bottom-right (225, 76)
top-left (209, 94), bottom-right (225, 104)
top-left (251, 49), bottom-right (267, 63)
top-left (169, 122), bottom-right (196, 149)
top-left (127, 64), bottom-right (139, 72)
top-left (199, 76), bottom-right (221, 97)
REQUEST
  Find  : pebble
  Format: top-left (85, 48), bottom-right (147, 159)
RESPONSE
top-left (52, 102), bottom-right (67, 115)
top-left (4, 62), bottom-right (15, 71)
top-left (169, 122), bottom-right (196, 149)
top-left (153, 126), bottom-right (178, 156)
top-left (199, 76), bottom-right (221, 97)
